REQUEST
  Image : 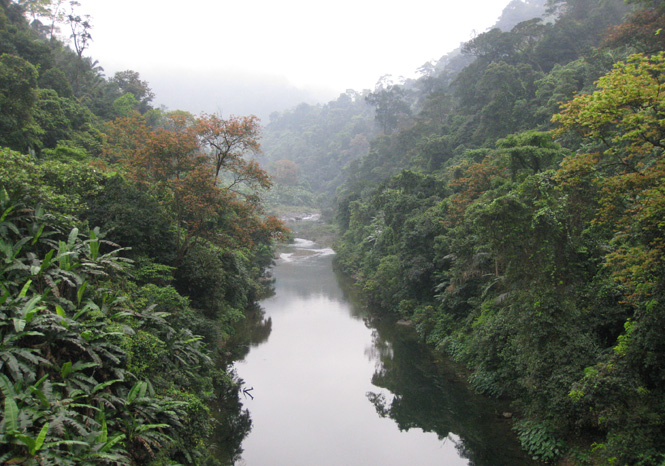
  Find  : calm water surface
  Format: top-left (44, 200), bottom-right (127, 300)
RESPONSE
top-left (233, 239), bottom-right (535, 466)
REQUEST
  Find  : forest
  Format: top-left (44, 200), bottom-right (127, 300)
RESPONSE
top-left (3, 0), bottom-right (665, 464)
top-left (0, 0), bottom-right (287, 464)
top-left (322, 0), bottom-right (665, 464)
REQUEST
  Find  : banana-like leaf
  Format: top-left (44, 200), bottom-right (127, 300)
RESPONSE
top-left (126, 381), bottom-right (146, 404)
top-left (33, 422), bottom-right (49, 453)
top-left (4, 396), bottom-right (18, 433)
top-left (38, 249), bottom-right (54, 274)
top-left (67, 228), bottom-right (79, 248)
top-left (77, 281), bottom-right (87, 307)
top-left (92, 379), bottom-right (122, 394)
top-left (30, 223), bottom-right (45, 245)
top-left (17, 280), bottom-right (32, 298)
top-left (100, 433), bottom-right (126, 453)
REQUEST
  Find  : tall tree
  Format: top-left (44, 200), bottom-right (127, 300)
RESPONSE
top-left (112, 70), bottom-right (154, 114)
top-left (0, 53), bottom-right (40, 151)
top-left (195, 113), bottom-right (268, 191)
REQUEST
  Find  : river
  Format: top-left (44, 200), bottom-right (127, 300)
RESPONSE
top-left (232, 238), bottom-right (536, 466)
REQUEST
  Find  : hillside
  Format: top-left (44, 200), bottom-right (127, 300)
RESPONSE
top-left (333, 0), bottom-right (665, 463)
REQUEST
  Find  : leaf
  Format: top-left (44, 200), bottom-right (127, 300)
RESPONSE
top-left (126, 381), bottom-right (145, 404)
top-left (0, 374), bottom-right (14, 397)
top-left (38, 249), bottom-right (55, 274)
top-left (100, 433), bottom-right (126, 453)
top-left (34, 422), bottom-right (49, 453)
top-left (98, 417), bottom-right (108, 444)
top-left (77, 280), bottom-right (87, 307)
top-left (12, 318), bottom-right (25, 333)
top-left (4, 396), bottom-right (19, 433)
top-left (135, 423), bottom-right (170, 433)
top-left (5, 457), bottom-right (28, 465)
top-left (15, 434), bottom-right (35, 453)
top-left (44, 439), bottom-right (88, 448)
top-left (21, 295), bottom-right (44, 323)
top-left (18, 279), bottom-right (32, 298)
top-left (30, 375), bottom-right (50, 407)
top-left (0, 288), bottom-right (10, 306)
top-left (67, 227), bottom-right (79, 248)
top-left (61, 361), bottom-right (72, 379)
top-left (30, 223), bottom-right (45, 245)
top-left (92, 379), bottom-right (122, 394)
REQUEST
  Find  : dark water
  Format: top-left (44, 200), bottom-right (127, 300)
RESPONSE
top-left (233, 239), bottom-right (536, 466)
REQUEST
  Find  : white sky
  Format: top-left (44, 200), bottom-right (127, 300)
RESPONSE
top-left (74, 0), bottom-right (513, 115)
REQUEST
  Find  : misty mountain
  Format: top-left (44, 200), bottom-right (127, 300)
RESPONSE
top-left (146, 69), bottom-right (338, 120)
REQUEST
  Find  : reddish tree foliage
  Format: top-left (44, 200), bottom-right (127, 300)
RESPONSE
top-left (102, 111), bottom-right (287, 263)
top-left (195, 113), bottom-right (267, 190)
top-left (603, 5), bottom-right (665, 54)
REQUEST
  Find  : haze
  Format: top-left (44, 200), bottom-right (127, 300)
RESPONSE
top-left (78, 0), bottom-right (513, 118)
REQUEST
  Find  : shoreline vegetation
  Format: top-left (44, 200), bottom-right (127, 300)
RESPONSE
top-left (2, 0), bottom-right (665, 464)
top-left (0, 1), bottom-right (286, 463)
top-left (327, 1), bottom-right (665, 464)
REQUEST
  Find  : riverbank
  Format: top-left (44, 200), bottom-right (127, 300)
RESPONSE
top-left (227, 236), bottom-right (537, 465)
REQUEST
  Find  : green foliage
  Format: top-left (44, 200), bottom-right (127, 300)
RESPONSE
top-left (514, 420), bottom-right (565, 462)
top-left (0, 179), bottom-right (253, 464)
top-left (0, 3), bottom-right (279, 464)
top-left (332, 1), bottom-right (665, 464)
top-left (260, 90), bottom-right (377, 206)
top-left (113, 93), bottom-right (139, 117)
top-left (0, 52), bottom-right (40, 151)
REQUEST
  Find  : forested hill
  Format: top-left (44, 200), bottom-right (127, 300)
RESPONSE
top-left (334, 0), bottom-right (665, 464)
top-left (0, 0), bottom-right (286, 464)
top-left (258, 0), bottom-right (551, 211)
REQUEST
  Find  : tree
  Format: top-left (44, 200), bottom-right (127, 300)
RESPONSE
top-left (553, 52), bottom-right (665, 175)
top-left (195, 113), bottom-right (268, 190)
top-left (66, 1), bottom-right (90, 58)
top-left (112, 70), bottom-right (154, 114)
top-left (104, 112), bottom-right (282, 264)
top-left (15, 0), bottom-right (68, 38)
top-left (272, 159), bottom-right (298, 185)
top-left (365, 85), bottom-right (412, 134)
top-left (0, 53), bottom-right (40, 151)
top-left (553, 53), bottom-right (665, 461)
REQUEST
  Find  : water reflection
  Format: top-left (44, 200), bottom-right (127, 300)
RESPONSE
top-left (364, 318), bottom-right (533, 466)
top-left (231, 239), bottom-right (535, 466)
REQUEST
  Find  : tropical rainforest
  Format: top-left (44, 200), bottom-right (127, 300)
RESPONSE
top-left (3, 0), bottom-right (665, 464)
top-left (323, 0), bottom-right (665, 464)
top-left (0, 0), bottom-right (287, 464)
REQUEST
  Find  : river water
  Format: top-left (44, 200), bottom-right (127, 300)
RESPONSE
top-left (233, 238), bottom-right (536, 466)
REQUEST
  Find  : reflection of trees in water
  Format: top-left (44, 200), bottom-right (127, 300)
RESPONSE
top-left (209, 304), bottom-right (275, 464)
top-left (364, 329), bottom-right (393, 370)
top-left (274, 259), bottom-right (349, 302)
top-left (365, 320), bottom-right (536, 466)
top-left (208, 372), bottom-right (252, 465)
top-left (226, 304), bottom-right (273, 361)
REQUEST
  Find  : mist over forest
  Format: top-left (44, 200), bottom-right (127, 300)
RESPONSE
top-left (145, 69), bottom-right (337, 121)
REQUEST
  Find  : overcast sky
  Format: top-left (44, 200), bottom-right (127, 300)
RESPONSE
top-left (76, 0), bottom-right (513, 117)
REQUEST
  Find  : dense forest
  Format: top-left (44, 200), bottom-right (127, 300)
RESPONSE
top-left (0, 0), bottom-right (287, 464)
top-left (4, 0), bottom-right (665, 464)
top-left (327, 0), bottom-right (665, 464)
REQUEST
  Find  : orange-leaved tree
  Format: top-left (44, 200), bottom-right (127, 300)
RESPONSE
top-left (195, 113), bottom-right (269, 191)
top-left (103, 111), bottom-right (285, 264)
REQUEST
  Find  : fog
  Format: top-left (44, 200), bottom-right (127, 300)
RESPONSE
top-left (144, 68), bottom-right (337, 120)
top-left (77, 0), bottom-right (516, 117)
